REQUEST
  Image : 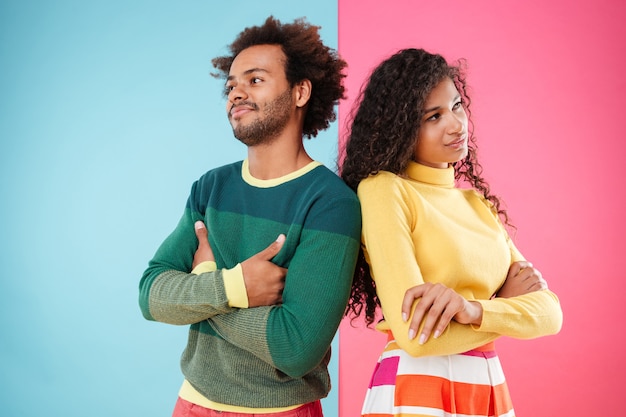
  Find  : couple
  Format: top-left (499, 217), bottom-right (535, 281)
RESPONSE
top-left (139, 16), bottom-right (562, 417)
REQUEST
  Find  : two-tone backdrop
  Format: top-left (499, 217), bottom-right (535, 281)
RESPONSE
top-left (1, 1), bottom-right (623, 416)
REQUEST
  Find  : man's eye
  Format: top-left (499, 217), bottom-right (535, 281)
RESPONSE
top-left (252, 77), bottom-right (262, 84)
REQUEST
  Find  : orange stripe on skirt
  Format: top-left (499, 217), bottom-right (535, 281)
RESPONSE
top-left (361, 337), bottom-right (514, 417)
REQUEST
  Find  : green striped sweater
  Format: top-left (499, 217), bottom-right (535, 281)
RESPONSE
top-left (139, 160), bottom-right (361, 408)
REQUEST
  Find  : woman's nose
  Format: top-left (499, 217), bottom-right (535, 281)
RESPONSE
top-left (448, 113), bottom-right (466, 134)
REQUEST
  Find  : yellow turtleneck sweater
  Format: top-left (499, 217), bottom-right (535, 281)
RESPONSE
top-left (358, 161), bottom-right (562, 357)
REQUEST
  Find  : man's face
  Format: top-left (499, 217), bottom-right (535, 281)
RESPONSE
top-left (225, 44), bottom-right (294, 146)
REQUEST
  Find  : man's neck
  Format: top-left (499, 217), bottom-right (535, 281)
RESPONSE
top-left (246, 134), bottom-right (313, 180)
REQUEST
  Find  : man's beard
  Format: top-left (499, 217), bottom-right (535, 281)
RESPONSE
top-left (231, 89), bottom-right (293, 146)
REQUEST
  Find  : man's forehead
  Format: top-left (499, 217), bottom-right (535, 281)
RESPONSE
top-left (228, 44), bottom-right (285, 76)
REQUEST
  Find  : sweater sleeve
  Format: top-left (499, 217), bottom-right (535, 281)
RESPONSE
top-left (138, 183), bottom-right (237, 325)
top-left (207, 196), bottom-right (362, 378)
top-left (473, 232), bottom-right (563, 338)
top-left (359, 176), bottom-right (500, 357)
top-left (474, 290), bottom-right (562, 338)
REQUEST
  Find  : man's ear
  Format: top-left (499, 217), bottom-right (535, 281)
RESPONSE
top-left (294, 79), bottom-right (312, 108)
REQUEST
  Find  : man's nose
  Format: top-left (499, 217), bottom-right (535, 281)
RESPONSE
top-left (228, 84), bottom-right (247, 103)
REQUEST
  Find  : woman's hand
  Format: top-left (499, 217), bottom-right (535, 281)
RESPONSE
top-left (402, 283), bottom-right (483, 345)
top-left (496, 261), bottom-right (547, 298)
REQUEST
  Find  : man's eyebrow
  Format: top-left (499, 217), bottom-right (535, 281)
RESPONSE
top-left (227, 68), bottom-right (270, 81)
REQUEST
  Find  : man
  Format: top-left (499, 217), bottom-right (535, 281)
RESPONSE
top-left (139, 16), bottom-right (361, 417)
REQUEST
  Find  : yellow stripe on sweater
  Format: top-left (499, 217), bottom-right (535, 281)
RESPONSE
top-left (178, 379), bottom-right (300, 413)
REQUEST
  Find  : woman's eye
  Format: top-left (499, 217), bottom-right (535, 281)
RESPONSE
top-left (453, 101), bottom-right (463, 110)
top-left (426, 113), bottom-right (440, 121)
top-left (252, 77), bottom-right (262, 84)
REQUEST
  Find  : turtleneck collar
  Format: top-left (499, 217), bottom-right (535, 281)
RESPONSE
top-left (404, 161), bottom-right (455, 188)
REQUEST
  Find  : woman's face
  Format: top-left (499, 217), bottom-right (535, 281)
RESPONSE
top-left (414, 77), bottom-right (469, 169)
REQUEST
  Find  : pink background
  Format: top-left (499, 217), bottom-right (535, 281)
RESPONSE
top-left (337, 0), bottom-right (626, 415)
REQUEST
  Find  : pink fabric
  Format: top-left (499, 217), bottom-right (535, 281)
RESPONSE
top-left (368, 356), bottom-right (399, 388)
top-left (171, 398), bottom-right (323, 417)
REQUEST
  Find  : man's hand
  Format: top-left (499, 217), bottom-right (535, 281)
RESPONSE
top-left (496, 261), bottom-right (548, 298)
top-left (193, 221), bottom-right (215, 269)
top-left (193, 221), bottom-right (286, 307)
top-left (241, 235), bottom-right (287, 307)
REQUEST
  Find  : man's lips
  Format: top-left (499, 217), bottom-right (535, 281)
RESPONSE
top-left (230, 104), bottom-right (255, 119)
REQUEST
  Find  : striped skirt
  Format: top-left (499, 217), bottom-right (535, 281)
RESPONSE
top-left (361, 338), bottom-right (514, 417)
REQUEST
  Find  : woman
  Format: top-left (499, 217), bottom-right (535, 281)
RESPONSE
top-left (341, 48), bottom-right (563, 417)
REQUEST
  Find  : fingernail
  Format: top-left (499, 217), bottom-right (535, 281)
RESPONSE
top-left (419, 333), bottom-right (427, 345)
top-left (402, 312), bottom-right (408, 322)
top-left (408, 329), bottom-right (416, 340)
top-left (434, 330), bottom-right (441, 339)
top-left (276, 234), bottom-right (285, 243)
top-left (194, 221), bottom-right (204, 230)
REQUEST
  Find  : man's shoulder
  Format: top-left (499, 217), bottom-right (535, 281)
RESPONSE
top-left (300, 165), bottom-right (361, 237)
top-left (307, 164), bottom-right (356, 197)
top-left (197, 160), bottom-right (243, 182)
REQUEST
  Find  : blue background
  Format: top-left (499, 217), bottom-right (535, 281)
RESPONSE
top-left (0, 1), bottom-right (342, 416)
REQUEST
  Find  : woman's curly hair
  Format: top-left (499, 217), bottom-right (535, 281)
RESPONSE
top-left (211, 16), bottom-right (347, 139)
top-left (340, 48), bottom-right (511, 326)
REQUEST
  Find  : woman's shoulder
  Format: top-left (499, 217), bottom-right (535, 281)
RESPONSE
top-left (359, 170), bottom-right (404, 189)
top-left (357, 171), bottom-right (412, 203)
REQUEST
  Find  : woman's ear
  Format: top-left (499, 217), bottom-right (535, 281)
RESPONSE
top-left (294, 79), bottom-right (312, 108)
